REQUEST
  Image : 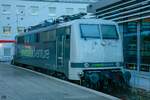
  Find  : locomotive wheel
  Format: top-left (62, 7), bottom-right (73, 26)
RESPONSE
top-left (81, 79), bottom-right (90, 88)
top-left (103, 78), bottom-right (113, 93)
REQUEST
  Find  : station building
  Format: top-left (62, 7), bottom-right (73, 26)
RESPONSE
top-left (88, 0), bottom-right (150, 90)
top-left (0, 0), bottom-right (99, 61)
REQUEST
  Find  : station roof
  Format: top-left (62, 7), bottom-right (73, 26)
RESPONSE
top-left (87, 0), bottom-right (150, 23)
top-left (20, 0), bottom-right (101, 3)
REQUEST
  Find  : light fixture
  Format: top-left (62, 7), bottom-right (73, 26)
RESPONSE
top-left (0, 43), bottom-right (3, 47)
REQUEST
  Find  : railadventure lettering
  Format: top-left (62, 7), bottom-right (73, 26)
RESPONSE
top-left (20, 47), bottom-right (50, 59)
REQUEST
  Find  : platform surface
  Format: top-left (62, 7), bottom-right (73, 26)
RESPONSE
top-left (0, 63), bottom-right (119, 100)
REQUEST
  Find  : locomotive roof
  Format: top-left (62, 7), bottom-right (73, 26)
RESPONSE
top-left (17, 18), bottom-right (116, 37)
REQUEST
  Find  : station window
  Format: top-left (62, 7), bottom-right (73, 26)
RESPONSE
top-left (140, 19), bottom-right (150, 72)
top-left (3, 26), bottom-right (11, 34)
top-left (127, 22), bottom-right (137, 33)
top-left (16, 5), bottom-right (25, 15)
top-left (124, 19), bottom-right (150, 72)
top-left (30, 6), bottom-right (39, 15)
top-left (48, 7), bottom-right (56, 15)
top-left (141, 22), bottom-right (150, 32)
top-left (2, 4), bottom-right (11, 14)
top-left (66, 8), bottom-right (74, 15)
top-left (123, 22), bottom-right (137, 70)
top-left (4, 48), bottom-right (11, 57)
top-left (17, 27), bottom-right (25, 33)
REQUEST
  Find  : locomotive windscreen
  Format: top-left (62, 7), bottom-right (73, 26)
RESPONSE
top-left (80, 24), bottom-right (100, 38)
top-left (101, 25), bottom-right (118, 39)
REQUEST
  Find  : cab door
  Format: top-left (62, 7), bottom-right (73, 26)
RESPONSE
top-left (56, 26), bottom-right (71, 75)
top-left (56, 29), bottom-right (65, 70)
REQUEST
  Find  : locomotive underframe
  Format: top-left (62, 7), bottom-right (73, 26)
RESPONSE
top-left (80, 68), bottom-right (131, 92)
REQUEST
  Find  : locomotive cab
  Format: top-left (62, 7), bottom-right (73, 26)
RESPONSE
top-left (69, 19), bottom-right (123, 79)
top-left (68, 19), bottom-right (130, 91)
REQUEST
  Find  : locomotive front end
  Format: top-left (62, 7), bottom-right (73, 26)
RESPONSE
top-left (69, 19), bottom-right (131, 92)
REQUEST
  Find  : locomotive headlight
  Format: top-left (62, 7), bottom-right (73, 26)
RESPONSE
top-left (79, 72), bottom-right (84, 77)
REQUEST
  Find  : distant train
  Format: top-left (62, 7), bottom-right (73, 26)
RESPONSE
top-left (12, 18), bottom-right (131, 91)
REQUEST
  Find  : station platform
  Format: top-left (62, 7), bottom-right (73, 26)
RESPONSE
top-left (0, 63), bottom-right (119, 100)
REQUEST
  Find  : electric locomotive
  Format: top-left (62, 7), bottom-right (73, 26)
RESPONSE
top-left (13, 14), bottom-right (131, 92)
